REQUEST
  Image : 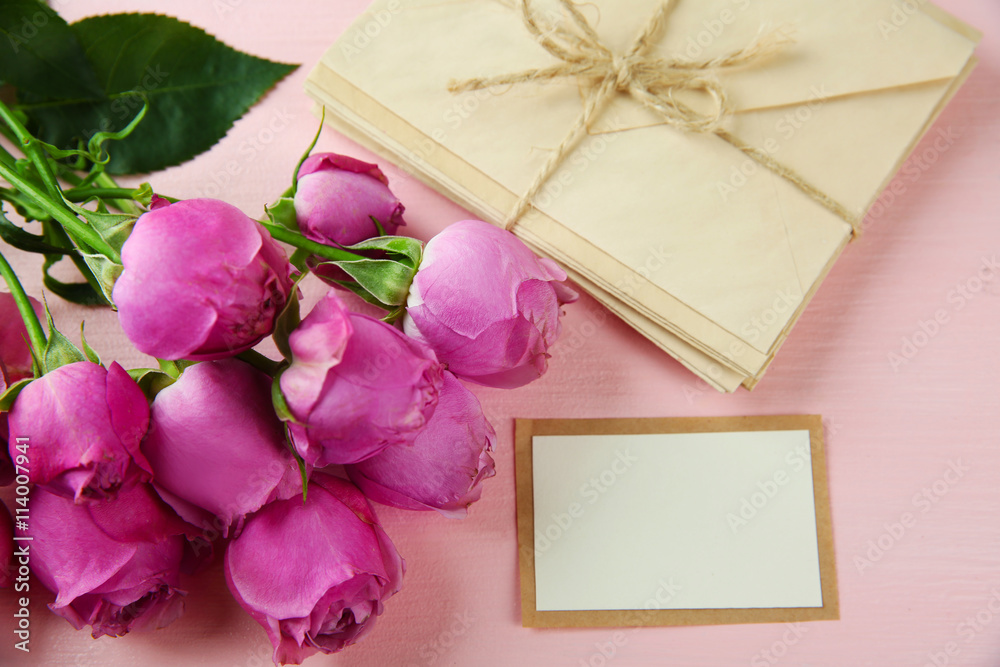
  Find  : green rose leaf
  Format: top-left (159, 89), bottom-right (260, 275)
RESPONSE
top-left (79, 323), bottom-right (101, 365)
top-left (0, 0), bottom-right (105, 101)
top-left (0, 207), bottom-right (66, 254)
top-left (265, 196), bottom-right (299, 232)
top-left (41, 254), bottom-right (107, 307)
top-left (330, 258), bottom-right (416, 307)
top-left (40, 297), bottom-right (87, 373)
top-left (20, 13), bottom-right (297, 174)
top-left (0, 377), bottom-right (32, 412)
top-left (272, 272), bottom-right (308, 362)
top-left (127, 368), bottom-right (175, 398)
top-left (344, 235), bottom-right (424, 269)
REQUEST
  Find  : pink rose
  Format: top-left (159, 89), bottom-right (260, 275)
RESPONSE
top-left (113, 198), bottom-right (294, 360)
top-left (346, 372), bottom-right (496, 518)
top-left (1, 291), bottom-right (43, 487)
top-left (30, 483), bottom-right (191, 637)
top-left (7, 361), bottom-right (150, 502)
top-left (0, 291), bottom-right (42, 384)
top-left (141, 359), bottom-right (303, 538)
top-left (225, 474), bottom-right (404, 665)
top-left (403, 220), bottom-right (578, 388)
top-left (294, 153), bottom-right (405, 246)
top-left (280, 291), bottom-right (442, 466)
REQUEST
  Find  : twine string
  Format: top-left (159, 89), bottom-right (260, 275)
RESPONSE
top-left (448, 0), bottom-right (859, 235)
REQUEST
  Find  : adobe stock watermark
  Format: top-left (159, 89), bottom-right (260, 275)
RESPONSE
top-left (405, 612), bottom-right (475, 666)
top-left (681, 0), bottom-right (754, 60)
top-left (228, 641), bottom-right (276, 667)
top-left (680, 360), bottom-right (732, 403)
top-left (921, 588), bottom-right (1000, 667)
top-left (853, 459), bottom-right (968, 575)
top-left (338, 0), bottom-right (403, 61)
top-left (391, 5), bottom-right (618, 179)
top-left (199, 108), bottom-right (296, 198)
top-left (527, 448), bottom-right (639, 559)
top-left (717, 85), bottom-right (830, 202)
top-left (577, 578), bottom-right (683, 667)
top-left (6, 8), bottom-right (51, 54)
top-left (726, 440), bottom-right (811, 533)
top-left (5, 0), bottom-right (78, 53)
top-left (612, 245), bottom-right (672, 301)
top-left (552, 243), bottom-right (671, 358)
top-left (680, 284), bottom-right (803, 404)
top-left (531, 115), bottom-right (628, 211)
top-left (11, 436), bottom-right (32, 653)
top-left (80, 65), bottom-right (170, 142)
top-left (396, 72), bottom-right (520, 183)
top-left (877, 0), bottom-right (929, 39)
top-left (733, 287), bottom-right (801, 351)
top-left (213, 0), bottom-right (251, 19)
top-left (442, 83), bottom-right (513, 133)
top-left (861, 126), bottom-right (961, 233)
top-left (749, 624), bottom-right (809, 666)
top-left (551, 301), bottom-right (611, 358)
top-left (888, 254), bottom-right (998, 372)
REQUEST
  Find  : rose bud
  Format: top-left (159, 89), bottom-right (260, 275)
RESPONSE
top-left (7, 361), bottom-right (151, 502)
top-left (346, 372), bottom-right (496, 518)
top-left (0, 291), bottom-right (43, 487)
top-left (113, 198), bottom-right (294, 361)
top-left (142, 359), bottom-right (303, 538)
top-left (30, 483), bottom-right (190, 637)
top-left (294, 153), bottom-right (405, 246)
top-left (281, 291), bottom-right (442, 466)
top-left (0, 291), bottom-right (43, 384)
top-left (402, 220), bottom-right (578, 389)
top-left (0, 502), bottom-right (13, 588)
top-left (225, 474), bottom-right (404, 665)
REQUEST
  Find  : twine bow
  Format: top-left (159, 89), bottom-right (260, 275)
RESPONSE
top-left (449, 0), bottom-right (859, 235)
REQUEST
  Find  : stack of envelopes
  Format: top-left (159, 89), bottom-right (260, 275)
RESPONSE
top-left (305, 0), bottom-right (980, 391)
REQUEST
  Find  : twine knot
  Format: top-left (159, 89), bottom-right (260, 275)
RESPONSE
top-left (448, 0), bottom-right (859, 235)
top-left (611, 54), bottom-right (637, 90)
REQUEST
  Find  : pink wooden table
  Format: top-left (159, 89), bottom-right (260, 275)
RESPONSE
top-left (1, 1), bottom-right (999, 665)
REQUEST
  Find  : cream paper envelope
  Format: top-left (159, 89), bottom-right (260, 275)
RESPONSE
top-left (306, 0), bottom-right (979, 386)
top-left (567, 268), bottom-right (748, 392)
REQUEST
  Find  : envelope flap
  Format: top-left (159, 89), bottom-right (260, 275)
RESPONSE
top-left (680, 0), bottom-right (971, 105)
top-left (562, 0), bottom-right (978, 132)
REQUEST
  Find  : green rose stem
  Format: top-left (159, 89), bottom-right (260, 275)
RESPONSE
top-left (62, 187), bottom-right (155, 203)
top-left (0, 159), bottom-right (120, 262)
top-left (92, 172), bottom-right (141, 215)
top-left (156, 359), bottom-right (186, 380)
top-left (236, 349), bottom-right (283, 377)
top-left (0, 138), bottom-right (129, 305)
top-left (0, 100), bottom-right (120, 262)
top-left (0, 101), bottom-right (62, 201)
top-left (232, 346), bottom-right (308, 500)
top-left (0, 249), bottom-right (47, 359)
top-left (0, 137), bottom-right (111, 301)
top-left (0, 150), bottom-right (110, 305)
top-left (45, 223), bottom-right (111, 306)
top-left (258, 220), bottom-right (366, 263)
top-left (0, 143), bottom-right (17, 169)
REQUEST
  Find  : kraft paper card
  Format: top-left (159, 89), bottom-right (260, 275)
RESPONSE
top-left (306, 0), bottom-right (980, 391)
top-left (514, 415), bottom-right (838, 627)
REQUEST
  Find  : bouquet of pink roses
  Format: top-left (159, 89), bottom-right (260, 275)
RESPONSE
top-left (0, 4), bottom-right (576, 664)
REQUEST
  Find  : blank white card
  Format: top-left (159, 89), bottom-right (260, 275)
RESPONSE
top-left (531, 429), bottom-right (824, 612)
